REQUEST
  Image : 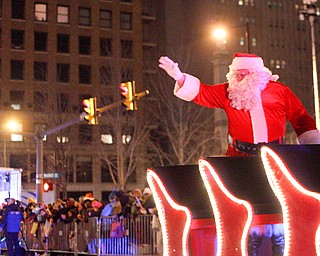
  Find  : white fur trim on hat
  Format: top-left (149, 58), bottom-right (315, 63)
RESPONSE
top-left (230, 53), bottom-right (264, 71)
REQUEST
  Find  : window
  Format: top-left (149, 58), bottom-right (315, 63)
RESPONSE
top-left (240, 36), bottom-right (245, 46)
top-left (101, 134), bottom-right (113, 144)
top-left (121, 40), bottom-right (133, 58)
top-left (10, 90), bottom-right (24, 110)
top-left (101, 160), bottom-right (113, 182)
top-left (79, 65), bottom-right (91, 84)
top-left (100, 66), bottom-right (113, 85)
top-left (12, 0), bottom-right (25, 19)
top-left (120, 12), bottom-right (132, 30)
top-left (35, 3), bottom-right (47, 22)
top-left (34, 91), bottom-right (47, 112)
top-left (10, 122), bottom-right (23, 141)
top-left (100, 10), bottom-right (112, 28)
top-left (252, 37), bottom-right (257, 47)
top-left (34, 31), bottom-right (47, 51)
top-left (79, 124), bottom-right (92, 144)
top-left (57, 34), bottom-right (70, 53)
top-left (11, 60), bottom-right (24, 80)
top-left (79, 7), bottom-right (91, 26)
top-left (58, 93), bottom-right (69, 113)
top-left (79, 36), bottom-right (91, 55)
top-left (122, 134), bottom-right (131, 144)
top-left (57, 5), bottom-right (69, 24)
top-left (10, 155), bottom-right (27, 171)
top-left (100, 38), bottom-right (112, 56)
top-left (57, 136), bottom-right (69, 143)
top-left (57, 63), bottom-right (69, 83)
top-left (34, 62), bottom-right (47, 81)
top-left (100, 125), bottom-right (113, 144)
top-left (121, 67), bottom-right (133, 82)
top-left (11, 30), bottom-right (24, 49)
top-left (76, 156), bottom-right (92, 183)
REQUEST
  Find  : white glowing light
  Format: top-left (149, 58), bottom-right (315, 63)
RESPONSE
top-left (260, 146), bottom-right (320, 256)
top-left (146, 169), bottom-right (192, 256)
top-left (199, 159), bottom-right (254, 256)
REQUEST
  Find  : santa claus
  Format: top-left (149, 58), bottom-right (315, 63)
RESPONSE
top-left (159, 52), bottom-right (320, 255)
top-left (159, 53), bottom-right (320, 155)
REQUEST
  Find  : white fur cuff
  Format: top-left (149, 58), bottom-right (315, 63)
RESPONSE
top-left (174, 74), bottom-right (200, 101)
top-left (298, 129), bottom-right (320, 144)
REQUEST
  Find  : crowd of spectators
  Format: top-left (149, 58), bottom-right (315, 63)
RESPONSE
top-left (0, 188), bottom-right (161, 255)
top-left (7, 187), bottom-right (157, 226)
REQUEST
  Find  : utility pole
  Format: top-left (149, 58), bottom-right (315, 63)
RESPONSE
top-left (299, 0), bottom-right (320, 128)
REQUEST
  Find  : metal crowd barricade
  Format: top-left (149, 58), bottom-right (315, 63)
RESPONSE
top-left (17, 215), bottom-right (161, 256)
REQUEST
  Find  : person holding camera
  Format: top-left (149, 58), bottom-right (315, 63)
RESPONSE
top-left (1, 198), bottom-right (23, 256)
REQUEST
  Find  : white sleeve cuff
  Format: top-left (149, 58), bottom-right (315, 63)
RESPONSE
top-left (298, 129), bottom-right (320, 144)
top-left (173, 74), bottom-right (200, 101)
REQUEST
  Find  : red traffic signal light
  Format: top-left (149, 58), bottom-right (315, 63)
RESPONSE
top-left (120, 81), bottom-right (136, 111)
top-left (82, 97), bottom-right (98, 124)
top-left (43, 181), bottom-right (53, 192)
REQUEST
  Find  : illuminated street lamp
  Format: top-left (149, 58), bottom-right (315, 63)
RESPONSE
top-left (212, 22), bottom-right (250, 53)
top-left (299, 0), bottom-right (320, 128)
top-left (212, 28), bottom-right (227, 50)
top-left (1, 120), bottom-right (23, 167)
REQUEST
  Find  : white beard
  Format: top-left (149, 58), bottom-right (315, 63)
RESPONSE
top-left (226, 69), bottom-right (278, 111)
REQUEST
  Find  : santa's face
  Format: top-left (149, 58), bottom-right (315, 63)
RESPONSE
top-left (235, 69), bottom-right (250, 82)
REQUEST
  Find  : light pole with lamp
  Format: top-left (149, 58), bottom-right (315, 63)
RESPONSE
top-left (299, 0), bottom-right (320, 128)
top-left (211, 28), bottom-right (230, 154)
top-left (212, 22), bottom-right (250, 54)
top-left (1, 121), bottom-right (24, 167)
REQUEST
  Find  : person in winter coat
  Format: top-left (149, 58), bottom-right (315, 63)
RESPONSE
top-left (1, 198), bottom-right (23, 256)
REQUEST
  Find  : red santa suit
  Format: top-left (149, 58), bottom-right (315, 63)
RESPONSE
top-left (159, 52), bottom-right (320, 255)
top-left (173, 57), bottom-right (320, 156)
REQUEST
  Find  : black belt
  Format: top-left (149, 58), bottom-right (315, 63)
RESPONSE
top-left (228, 135), bottom-right (283, 156)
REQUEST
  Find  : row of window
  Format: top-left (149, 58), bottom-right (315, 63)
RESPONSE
top-left (10, 153), bottom-right (135, 184)
top-left (4, 60), bottom-right (133, 86)
top-left (8, 30), bottom-right (133, 58)
top-left (237, 0), bottom-right (284, 8)
top-left (1, 1), bottom-right (133, 30)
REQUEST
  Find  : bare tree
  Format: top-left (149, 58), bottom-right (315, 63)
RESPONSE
top-left (147, 67), bottom-right (220, 166)
top-left (97, 52), bottom-right (152, 191)
top-left (98, 107), bottom-right (150, 190)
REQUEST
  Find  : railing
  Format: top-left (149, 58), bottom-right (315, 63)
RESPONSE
top-left (1, 215), bottom-right (162, 256)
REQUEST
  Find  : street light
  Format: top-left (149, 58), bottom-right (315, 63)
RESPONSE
top-left (212, 22), bottom-right (250, 53)
top-left (299, 0), bottom-right (320, 128)
top-left (1, 120), bottom-right (23, 167)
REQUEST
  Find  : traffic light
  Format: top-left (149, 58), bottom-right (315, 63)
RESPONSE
top-left (120, 81), bottom-right (136, 111)
top-left (82, 97), bottom-right (98, 124)
top-left (43, 181), bottom-right (53, 192)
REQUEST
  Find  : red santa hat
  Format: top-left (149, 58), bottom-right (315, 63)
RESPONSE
top-left (230, 52), bottom-right (265, 71)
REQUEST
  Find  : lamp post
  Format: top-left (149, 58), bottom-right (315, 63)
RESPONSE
top-left (1, 121), bottom-right (24, 167)
top-left (299, 0), bottom-right (320, 128)
top-left (212, 22), bottom-right (250, 54)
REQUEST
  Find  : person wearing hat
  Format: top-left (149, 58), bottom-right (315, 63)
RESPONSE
top-left (159, 53), bottom-right (320, 255)
top-left (0, 198), bottom-right (23, 256)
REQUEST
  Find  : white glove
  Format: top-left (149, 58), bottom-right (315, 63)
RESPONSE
top-left (159, 56), bottom-right (183, 81)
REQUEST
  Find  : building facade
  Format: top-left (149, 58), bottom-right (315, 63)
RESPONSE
top-left (0, 0), bottom-right (158, 202)
top-left (0, 0), bottom-right (319, 202)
